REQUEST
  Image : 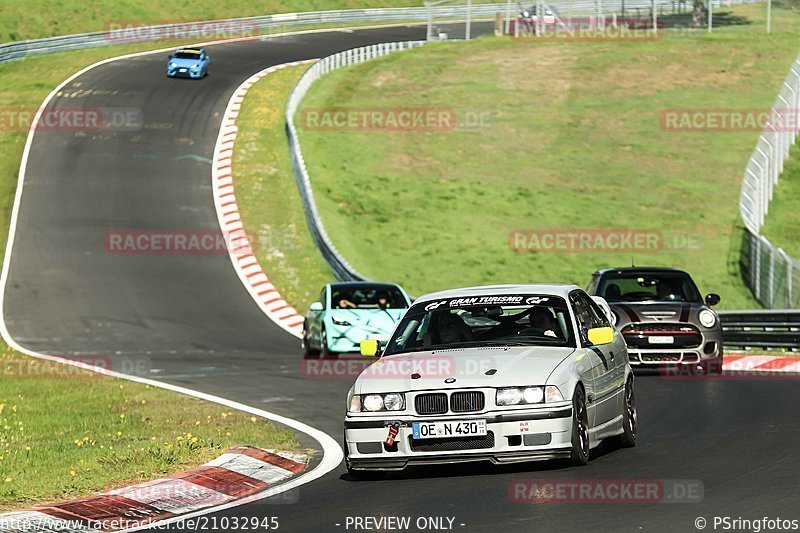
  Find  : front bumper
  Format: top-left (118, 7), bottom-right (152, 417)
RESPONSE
top-left (344, 405), bottom-right (573, 471)
top-left (166, 67), bottom-right (203, 79)
top-left (627, 329), bottom-right (723, 366)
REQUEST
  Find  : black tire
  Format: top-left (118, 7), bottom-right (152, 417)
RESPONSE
top-left (302, 327), bottom-right (320, 358)
top-left (618, 376), bottom-right (637, 448)
top-left (569, 385), bottom-right (590, 466)
top-left (320, 327), bottom-right (337, 358)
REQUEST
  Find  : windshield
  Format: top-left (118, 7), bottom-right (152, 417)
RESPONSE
top-left (330, 284), bottom-right (408, 310)
top-left (173, 51), bottom-right (201, 59)
top-left (383, 294), bottom-right (576, 355)
top-left (597, 272), bottom-right (702, 303)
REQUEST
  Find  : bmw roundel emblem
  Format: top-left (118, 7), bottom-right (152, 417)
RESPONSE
top-left (444, 377), bottom-right (456, 384)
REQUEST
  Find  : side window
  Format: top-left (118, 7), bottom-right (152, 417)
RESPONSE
top-left (571, 291), bottom-right (608, 345)
top-left (570, 293), bottom-right (592, 345)
top-left (584, 296), bottom-right (611, 329)
top-left (319, 289), bottom-right (327, 310)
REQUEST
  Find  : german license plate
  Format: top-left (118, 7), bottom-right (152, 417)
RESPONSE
top-left (412, 420), bottom-right (486, 439)
top-left (648, 336), bottom-right (674, 345)
top-left (179, 68), bottom-right (187, 72)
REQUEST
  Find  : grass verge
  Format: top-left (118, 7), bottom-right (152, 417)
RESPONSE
top-left (232, 65), bottom-right (335, 311)
top-left (295, 5), bottom-right (800, 309)
top-left (0, 0), bottom-right (421, 42)
top-left (0, 348), bottom-right (298, 512)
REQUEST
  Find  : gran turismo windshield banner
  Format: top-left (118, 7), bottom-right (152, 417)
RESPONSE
top-left (415, 295), bottom-right (559, 312)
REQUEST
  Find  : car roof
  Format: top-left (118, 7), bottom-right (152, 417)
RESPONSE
top-left (592, 267), bottom-right (691, 276)
top-left (413, 284), bottom-right (581, 304)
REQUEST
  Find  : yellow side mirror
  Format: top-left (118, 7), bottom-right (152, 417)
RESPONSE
top-left (360, 339), bottom-right (380, 357)
top-left (587, 326), bottom-right (614, 346)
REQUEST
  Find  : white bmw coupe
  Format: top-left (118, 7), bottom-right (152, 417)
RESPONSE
top-left (344, 284), bottom-right (636, 475)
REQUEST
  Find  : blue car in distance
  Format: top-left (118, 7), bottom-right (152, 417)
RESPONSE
top-left (166, 48), bottom-right (210, 79)
top-left (303, 282), bottom-right (412, 358)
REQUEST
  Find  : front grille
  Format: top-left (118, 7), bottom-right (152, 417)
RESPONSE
top-left (624, 323), bottom-right (700, 334)
top-left (409, 431), bottom-right (495, 452)
top-left (450, 391), bottom-right (484, 413)
top-left (622, 323), bottom-right (702, 348)
top-left (415, 393), bottom-right (448, 415)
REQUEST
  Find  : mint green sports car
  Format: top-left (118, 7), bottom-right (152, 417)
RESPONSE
top-left (302, 282), bottom-right (412, 358)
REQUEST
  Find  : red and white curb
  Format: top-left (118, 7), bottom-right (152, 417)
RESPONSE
top-left (0, 447), bottom-right (307, 532)
top-left (212, 60), bottom-right (318, 339)
top-left (722, 354), bottom-right (800, 373)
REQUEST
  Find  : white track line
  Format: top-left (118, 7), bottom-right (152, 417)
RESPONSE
top-left (0, 25), bottom-right (428, 532)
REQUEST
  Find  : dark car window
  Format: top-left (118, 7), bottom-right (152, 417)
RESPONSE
top-left (596, 271), bottom-right (702, 303)
top-left (384, 295), bottom-right (576, 355)
top-left (570, 291), bottom-right (604, 345)
top-left (173, 51), bottom-right (202, 60)
top-left (319, 288), bottom-right (327, 310)
top-left (330, 284), bottom-right (408, 310)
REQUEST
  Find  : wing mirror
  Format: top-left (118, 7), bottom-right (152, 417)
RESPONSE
top-left (309, 301), bottom-right (323, 312)
top-left (360, 339), bottom-right (382, 358)
top-left (705, 293), bottom-right (720, 307)
top-left (587, 326), bottom-right (614, 346)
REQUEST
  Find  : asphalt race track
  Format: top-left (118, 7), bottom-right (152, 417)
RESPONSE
top-left (4, 22), bottom-right (800, 533)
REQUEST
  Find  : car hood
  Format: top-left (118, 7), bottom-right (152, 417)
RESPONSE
top-left (354, 346), bottom-right (576, 394)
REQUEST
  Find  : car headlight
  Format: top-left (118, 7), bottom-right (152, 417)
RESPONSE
top-left (331, 315), bottom-right (351, 327)
top-left (699, 309), bottom-right (717, 328)
top-left (352, 393), bottom-right (405, 413)
top-left (192, 63), bottom-right (200, 69)
top-left (363, 394), bottom-right (384, 412)
top-left (169, 62), bottom-right (177, 68)
top-left (497, 386), bottom-right (562, 406)
top-left (383, 393), bottom-right (404, 411)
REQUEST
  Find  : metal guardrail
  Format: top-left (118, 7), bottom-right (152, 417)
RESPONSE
top-left (720, 310), bottom-right (800, 349)
top-left (285, 41), bottom-right (428, 281)
top-left (0, 0), bottom-right (763, 63)
top-left (737, 51), bottom-right (800, 309)
top-left (0, 4), bottom-right (504, 64)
